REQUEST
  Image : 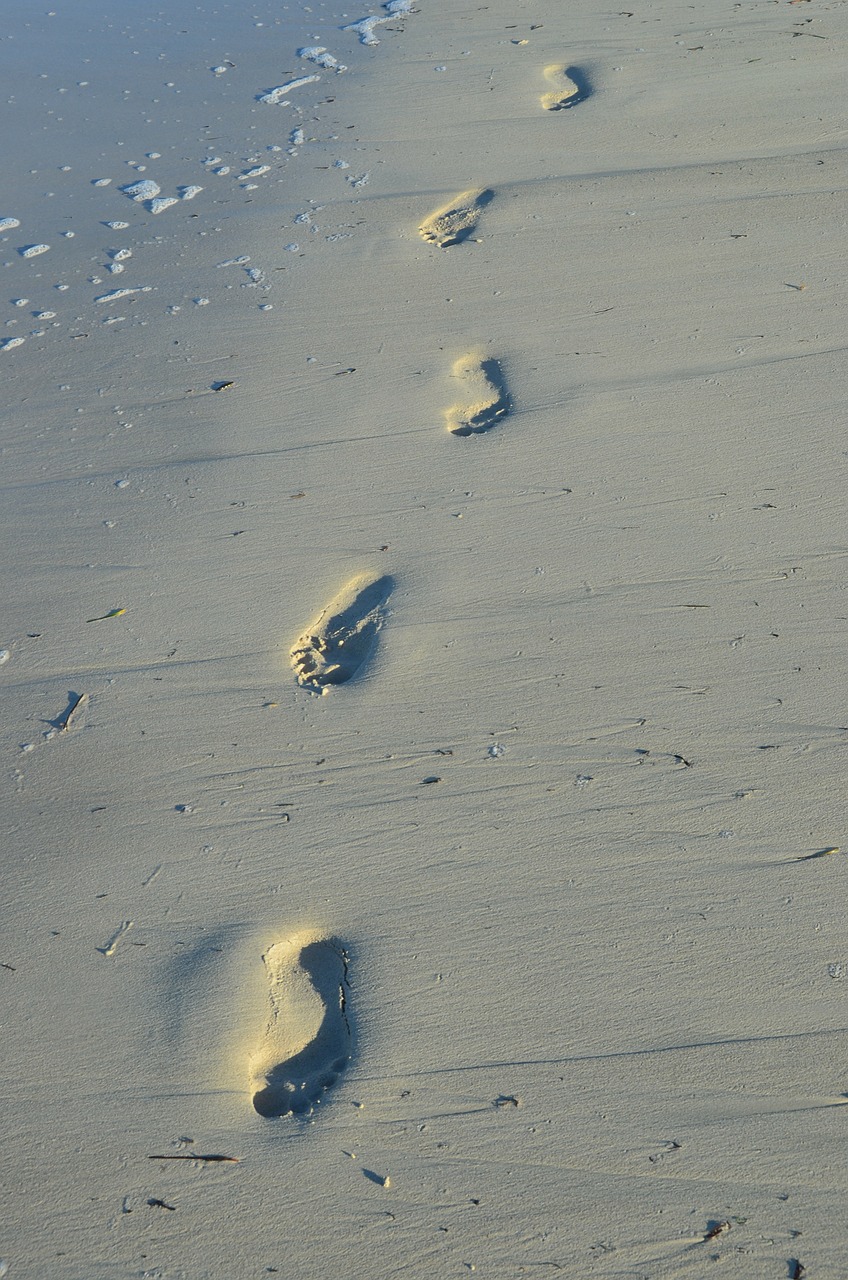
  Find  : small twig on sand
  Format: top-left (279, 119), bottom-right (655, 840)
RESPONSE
top-left (148, 1154), bottom-right (240, 1163)
top-left (98, 920), bottom-right (133, 957)
top-left (703, 1221), bottom-right (731, 1242)
top-left (86, 607), bottom-right (126, 623)
top-left (795, 846), bottom-right (839, 861)
top-left (59, 692), bottom-right (87, 733)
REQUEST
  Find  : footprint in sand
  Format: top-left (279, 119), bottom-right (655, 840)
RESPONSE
top-left (419, 188), bottom-right (494, 248)
top-left (290, 573), bottom-right (393, 693)
top-left (445, 353), bottom-right (510, 437)
top-left (540, 64), bottom-right (592, 111)
top-left (250, 933), bottom-right (352, 1118)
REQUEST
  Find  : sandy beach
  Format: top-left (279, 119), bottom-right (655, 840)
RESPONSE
top-left (2, 0), bottom-right (847, 1276)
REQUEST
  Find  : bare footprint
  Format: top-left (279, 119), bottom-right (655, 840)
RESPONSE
top-left (540, 64), bottom-right (591, 111)
top-left (291, 573), bottom-right (393, 693)
top-left (419, 188), bottom-right (494, 248)
top-left (249, 933), bottom-right (352, 1118)
top-left (445, 353), bottom-right (510, 437)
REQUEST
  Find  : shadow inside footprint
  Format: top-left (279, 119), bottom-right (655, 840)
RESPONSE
top-left (291, 574), bottom-right (394, 693)
top-left (450, 359), bottom-right (511, 437)
top-left (420, 188), bottom-right (495, 248)
top-left (252, 939), bottom-right (352, 1119)
top-left (543, 64), bottom-right (592, 111)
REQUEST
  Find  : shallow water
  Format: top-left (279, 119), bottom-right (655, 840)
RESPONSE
top-left (0, 0), bottom-right (417, 377)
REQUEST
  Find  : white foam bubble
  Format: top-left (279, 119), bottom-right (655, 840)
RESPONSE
top-left (121, 179), bottom-right (160, 201)
top-left (148, 196), bottom-right (178, 214)
top-left (258, 75), bottom-right (320, 105)
top-left (342, 17), bottom-right (381, 45)
top-left (94, 286), bottom-right (152, 303)
top-left (0, 217), bottom-right (21, 232)
top-left (298, 46), bottom-right (347, 71)
top-left (1, 336), bottom-right (26, 350)
top-left (19, 244), bottom-right (50, 258)
top-left (343, 0), bottom-right (414, 45)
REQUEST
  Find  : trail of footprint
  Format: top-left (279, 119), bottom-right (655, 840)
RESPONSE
top-left (290, 573), bottom-right (393, 693)
top-left (419, 188), bottom-right (494, 248)
top-left (445, 353), bottom-right (510, 437)
top-left (250, 934), bottom-right (352, 1118)
top-left (540, 64), bottom-right (592, 111)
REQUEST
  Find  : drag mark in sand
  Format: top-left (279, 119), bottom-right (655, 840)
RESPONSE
top-left (540, 64), bottom-right (592, 111)
top-left (445, 353), bottom-right (510, 436)
top-left (419, 189), bottom-right (494, 248)
top-left (291, 573), bottom-right (393, 693)
top-left (250, 934), bottom-right (352, 1118)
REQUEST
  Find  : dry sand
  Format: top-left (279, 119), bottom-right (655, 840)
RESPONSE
top-left (1, 0), bottom-right (847, 1276)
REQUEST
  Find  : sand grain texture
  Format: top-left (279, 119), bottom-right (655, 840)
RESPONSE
top-left (1, 0), bottom-right (847, 1276)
